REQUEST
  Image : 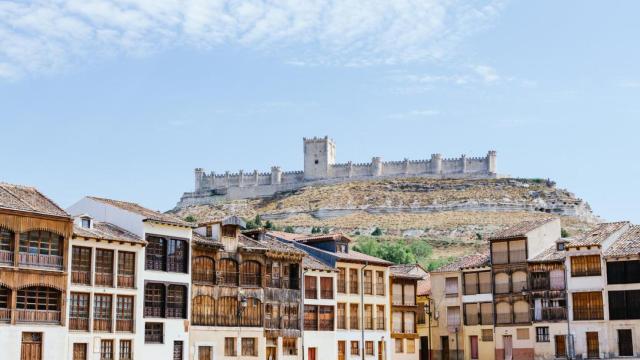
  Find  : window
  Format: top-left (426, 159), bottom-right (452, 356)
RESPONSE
top-left (482, 329), bottom-right (493, 342)
top-left (241, 338), bottom-right (257, 356)
top-left (376, 271), bottom-right (385, 295)
top-left (192, 295), bottom-right (215, 326)
top-left (173, 341), bottom-right (183, 360)
top-left (365, 341), bottom-right (374, 355)
top-left (283, 338), bottom-right (297, 355)
top-left (222, 225), bottom-right (236, 238)
top-left (349, 303), bottom-right (359, 329)
top-left (349, 269), bottom-right (359, 294)
top-left (608, 290), bottom-right (640, 320)
top-left (376, 305), bottom-right (385, 330)
top-left (364, 304), bottom-right (373, 329)
top-left (217, 297), bottom-right (238, 326)
top-left (224, 338), bottom-right (236, 356)
top-left (392, 283), bottom-right (403, 305)
top-left (240, 261), bottom-right (261, 286)
top-left (364, 270), bottom-right (373, 294)
top-left (404, 311), bottom-right (415, 333)
top-left (198, 346), bottom-right (212, 360)
top-left (144, 283), bottom-right (165, 317)
top-left (607, 260), bottom-right (640, 284)
top-left (337, 268), bottom-right (346, 293)
top-left (479, 271), bottom-right (492, 293)
top-left (395, 339), bottom-right (403, 353)
top-left (571, 255), bottom-right (601, 277)
top-left (464, 303), bottom-right (479, 326)
top-left (119, 340), bottom-right (132, 360)
top-left (305, 276), bottom-right (317, 299)
top-left (319, 305), bottom-right (334, 330)
top-left (93, 294), bottom-right (112, 332)
top-left (205, 226), bottom-right (212, 238)
top-left (16, 286), bottom-right (60, 323)
top-left (404, 284), bottom-right (415, 305)
top-left (351, 341), bottom-right (360, 355)
top-left (447, 306), bottom-right (461, 328)
top-left (573, 292), bottom-right (604, 320)
top-left (146, 236), bottom-right (166, 271)
top-left (167, 285), bottom-right (187, 318)
top-left (81, 217), bottom-right (91, 229)
top-left (337, 303), bottom-right (346, 329)
top-left (117, 251), bottom-right (135, 288)
top-left (95, 249), bottom-right (114, 287)
top-left (0, 227), bottom-right (13, 252)
top-left (557, 242), bottom-right (565, 251)
top-left (304, 305), bottom-right (318, 330)
top-left (167, 239), bottom-right (188, 273)
top-left (517, 328), bottom-right (530, 340)
top-left (73, 343), bottom-right (87, 360)
top-left (192, 256), bottom-right (215, 284)
top-left (392, 311), bottom-right (402, 333)
top-left (19, 230), bottom-right (62, 256)
top-left (144, 323), bottom-right (163, 343)
top-left (71, 246), bottom-right (91, 285)
top-left (445, 277), bottom-right (458, 296)
top-left (69, 292), bottom-right (90, 331)
top-left (464, 272), bottom-right (479, 295)
top-left (480, 302), bottom-right (493, 325)
top-left (320, 277), bottom-right (333, 299)
top-left (100, 340), bottom-right (113, 360)
top-left (536, 327), bottom-right (550, 342)
top-left (406, 339), bottom-right (415, 353)
top-left (218, 258), bottom-right (239, 286)
top-left (116, 296), bottom-right (134, 332)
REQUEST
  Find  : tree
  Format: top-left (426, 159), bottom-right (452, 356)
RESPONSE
top-left (284, 226), bottom-right (295, 233)
top-left (254, 215), bottom-right (262, 227)
top-left (561, 228), bottom-right (570, 238)
top-left (265, 220), bottom-right (274, 230)
top-left (371, 227), bottom-right (383, 236)
top-left (311, 226), bottom-right (321, 234)
top-left (322, 227), bottom-right (330, 234)
top-left (408, 240), bottom-right (432, 259)
top-left (184, 215), bottom-right (197, 223)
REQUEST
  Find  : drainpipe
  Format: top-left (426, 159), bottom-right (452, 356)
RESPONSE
top-left (302, 267), bottom-right (308, 360)
top-left (564, 262), bottom-right (572, 360)
top-left (361, 261), bottom-right (369, 360)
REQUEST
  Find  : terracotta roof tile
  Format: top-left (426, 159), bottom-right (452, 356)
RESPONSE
top-left (88, 196), bottom-right (192, 227)
top-left (417, 274), bottom-right (431, 296)
top-left (432, 252), bottom-right (490, 272)
top-left (605, 225), bottom-right (640, 256)
top-left (567, 222), bottom-right (630, 247)
top-left (0, 183), bottom-right (69, 218)
top-left (390, 264), bottom-right (428, 279)
top-left (73, 222), bottom-right (145, 245)
top-left (268, 231), bottom-right (352, 243)
top-left (529, 243), bottom-right (566, 262)
top-left (489, 218), bottom-right (557, 241)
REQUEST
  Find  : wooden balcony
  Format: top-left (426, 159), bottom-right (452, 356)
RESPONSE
top-left (117, 275), bottom-right (135, 288)
top-left (15, 309), bottom-right (61, 324)
top-left (95, 272), bottom-right (114, 287)
top-left (116, 319), bottom-right (134, 332)
top-left (0, 308), bottom-right (11, 322)
top-left (496, 313), bottom-right (512, 324)
top-left (267, 275), bottom-right (281, 288)
top-left (392, 297), bottom-right (404, 306)
top-left (69, 317), bottom-right (89, 331)
top-left (481, 312), bottom-right (494, 325)
top-left (18, 253), bottom-right (63, 270)
top-left (240, 273), bottom-right (261, 287)
top-left (72, 271), bottom-right (91, 285)
top-left (0, 250), bottom-right (13, 265)
top-left (495, 283), bottom-right (510, 294)
top-left (217, 271), bottom-right (239, 286)
top-left (537, 307), bottom-right (567, 321)
top-left (264, 317), bottom-right (281, 329)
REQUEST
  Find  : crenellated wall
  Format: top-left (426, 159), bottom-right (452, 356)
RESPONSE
top-left (178, 137), bottom-right (499, 208)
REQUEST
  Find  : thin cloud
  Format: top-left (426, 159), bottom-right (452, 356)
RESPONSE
top-left (387, 109), bottom-right (440, 119)
top-left (0, 0), bottom-right (505, 79)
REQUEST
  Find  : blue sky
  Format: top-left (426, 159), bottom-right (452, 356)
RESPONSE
top-left (1, 1), bottom-right (639, 222)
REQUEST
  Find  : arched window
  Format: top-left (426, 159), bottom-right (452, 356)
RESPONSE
top-left (192, 295), bottom-right (215, 326)
top-left (193, 256), bottom-right (215, 284)
top-left (240, 297), bottom-right (262, 327)
top-left (240, 261), bottom-right (261, 287)
top-left (512, 271), bottom-right (527, 293)
top-left (218, 259), bottom-right (238, 286)
top-left (19, 230), bottom-right (63, 269)
top-left (0, 228), bottom-right (14, 265)
top-left (496, 302), bottom-right (512, 324)
top-left (217, 297), bottom-right (238, 326)
top-left (16, 286), bottom-right (61, 323)
top-left (513, 301), bottom-right (530, 323)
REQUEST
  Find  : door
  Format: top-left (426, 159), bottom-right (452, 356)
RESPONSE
top-left (308, 348), bottom-right (316, 360)
top-left (503, 335), bottom-right (513, 360)
top-left (441, 336), bottom-right (449, 360)
top-left (338, 341), bottom-right (346, 360)
top-left (198, 346), bottom-right (212, 360)
top-left (173, 341), bottom-right (184, 360)
top-left (586, 332), bottom-right (599, 358)
top-left (419, 336), bottom-right (429, 360)
top-left (73, 343), bottom-right (87, 360)
top-left (21, 333), bottom-right (42, 360)
top-left (555, 335), bottom-right (566, 358)
top-left (470, 336), bottom-right (479, 360)
top-left (377, 341), bottom-right (383, 360)
top-left (266, 346), bottom-right (277, 360)
top-left (618, 329), bottom-right (633, 357)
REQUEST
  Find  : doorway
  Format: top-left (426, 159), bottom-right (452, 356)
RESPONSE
top-left (420, 336), bottom-right (429, 360)
top-left (470, 336), bottom-right (478, 360)
top-left (338, 341), bottom-right (346, 360)
top-left (555, 335), bottom-right (566, 358)
top-left (266, 346), bottom-right (277, 360)
top-left (21, 333), bottom-right (42, 360)
top-left (308, 347), bottom-right (317, 360)
top-left (618, 329), bottom-right (633, 357)
top-left (586, 332), bottom-right (599, 358)
top-left (503, 335), bottom-right (513, 360)
top-left (441, 336), bottom-right (449, 360)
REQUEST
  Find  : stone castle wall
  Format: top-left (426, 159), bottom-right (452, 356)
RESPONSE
top-left (176, 137), bottom-right (498, 208)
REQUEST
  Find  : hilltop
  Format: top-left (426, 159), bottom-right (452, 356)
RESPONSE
top-left (171, 177), bottom-right (597, 267)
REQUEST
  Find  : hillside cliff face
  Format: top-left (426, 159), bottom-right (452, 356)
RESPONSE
top-left (171, 178), bottom-right (597, 261)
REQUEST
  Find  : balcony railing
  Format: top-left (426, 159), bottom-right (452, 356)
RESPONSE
top-left (464, 284), bottom-right (478, 295)
top-left (537, 307), bottom-right (567, 321)
top-left (514, 312), bottom-right (529, 323)
top-left (492, 250), bottom-right (526, 264)
top-left (95, 273), bottom-right (114, 287)
top-left (573, 308), bottom-right (604, 321)
top-left (492, 251), bottom-right (509, 264)
top-left (240, 274), bottom-right (261, 287)
top-left (69, 317), bottom-right (89, 331)
top-left (0, 250), bottom-right (13, 265)
top-left (217, 271), bottom-right (239, 286)
top-left (392, 325), bottom-right (403, 333)
top-left (264, 317), bottom-right (280, 329)
top-left (118, 275), bottom-right (135, 288)
top-left (19, 253), bottom-right (63, 270)
top-left (0, 308), bottom-right (11, 322)
top-left (283, 318), bottom-right (299, 330)
top-left (481, 312), bottom-right (494, 325)
top-left (376, 317), bottom-right (385, 330)
top-left (510, 250), bottom-right (527, 263)
top-left (93, 318), bottom-right (112, 332)
top-left (116, 319), bottom-right (134, 332)
top-left (496, 313), bottom-right (512, 324)
top-left (349, 316), bottom-right (359, 329)
top-left (531, 278), bottom-right (550, 291)
top-left (72, 271), bottom-right (91, 285)
top-left (479, 283), bottom-right (492, 293)
top-left (267, 275), bottom-right (281, 288)
top-left (15, 309), bottom-right (61, 324)
top-left (392, 297), bottom-right (404, 306)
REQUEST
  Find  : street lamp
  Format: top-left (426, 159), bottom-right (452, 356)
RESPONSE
top-left (237, 295), bottom-right (248, 356)
top-left (423, 301), bottom-right (433, 360)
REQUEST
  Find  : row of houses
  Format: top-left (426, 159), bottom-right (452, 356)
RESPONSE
top-left (424, 218), bottom-right (640, 359)
top-left (0, 182), bottom-right (427, 360)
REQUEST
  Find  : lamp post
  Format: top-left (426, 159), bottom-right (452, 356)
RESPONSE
top-left (237, 295), bottom-right (248, 356)
top-left (424, 300), bottom-right (432, 360)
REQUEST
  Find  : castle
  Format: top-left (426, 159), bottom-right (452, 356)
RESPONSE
top-left (176, 136), bottom-right (498, 208)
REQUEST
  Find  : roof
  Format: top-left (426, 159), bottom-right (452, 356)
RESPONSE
top-left (199, 215), bottom-right (246, 228)
top-left (605, 225), bottom-right (640, 257)
top-left (390, 264), bottom-right (428, 279)
top-left (489, 218), bottom-right (557, 241)
top-left (191, 231), bottom-right (224, 248)
top-left (332, 249), bottom-right (393, 266)
top-left (567, 221), bottom-right (630, 247)
top-left (529, 244), bottom-right (566, 262)
top-left (268, 231), bottom-right (353, 243)
top-left (432, 252), bottom-right (490, 273)
top-left (417, 274), bottom-right (431, 296)
top-left (303, 255), bottom-right (336, 271)
top-left (73, 222), bottom-right (145, 245)
top-left (0, 183), bottom-right (69, 218)
top-left (88, 196), bottom-right (192, 227)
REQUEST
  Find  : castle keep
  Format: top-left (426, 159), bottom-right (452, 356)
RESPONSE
top-left (177, 136), bottom-right (498, 208)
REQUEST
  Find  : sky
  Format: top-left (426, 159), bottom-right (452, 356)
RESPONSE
top-left (1, 1), bottom-right (639, 222)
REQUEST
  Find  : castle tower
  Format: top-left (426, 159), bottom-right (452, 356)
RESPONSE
top-left (194, 168), bottom-right (204, 191)
top-left (487, 150), bottom-right (497, 174)
top-left (303, 136), bottom-right (336, 180)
